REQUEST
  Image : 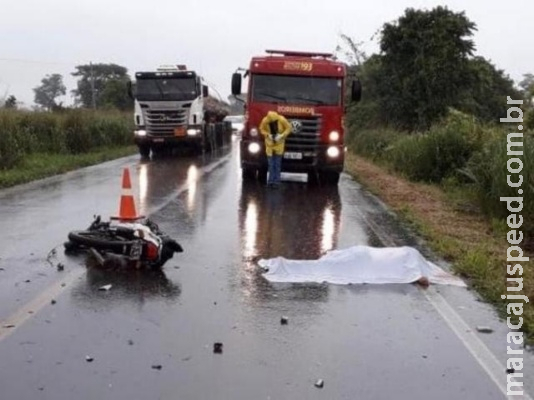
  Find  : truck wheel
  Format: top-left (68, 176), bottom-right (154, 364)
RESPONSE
top-left (139, 145), bottom-right (150, 158)
top-left (322, 171), bottom-right (340, 185)
top-left (242, 167), bottom-right (256, 181)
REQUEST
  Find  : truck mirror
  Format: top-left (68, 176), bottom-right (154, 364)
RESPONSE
top-left (351, 79), bottom-right (362, 102)
top-left (127, 81), bottom-right (133, 99)
top-left (202, 85), bottom-right (209, 98)
top-left (231, 73), bottom-right (242, 95)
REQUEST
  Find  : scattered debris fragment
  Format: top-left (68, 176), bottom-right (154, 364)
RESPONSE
top-left (507, 368), bottom-right (515, 374)
top-left (128, 340), bottom-right (134, 346)
top-left (61, 283), bottom-right (66, 287)
top-left (3, 324), bottom-right (15, 329)
top-left (280, 316), bottom-right (289, 325)
top-left (25, 280), bottom-right (31, 283)
top-left (181, 356), bottom-right (192, 362)
top-left (422, 355), bottom-right (428, 359)
top-left (85, 356), bottom-right (94, 362)
top-left (51, 300), bottom-right (57, 305)
top-left (476, 326), bottom-right (494, 334)
top-left (213, 342), bottom-right (223, 354)
top-left (0, 268), bottom-right (4, 271)
top-left (98, 284), bottom-right (112, 291)
top-left (57, 263), bottom-right (64, 271)
top-left (151, 365), bottom-right (162, 370)
top-left (314, 379), bottom-right (324, 388)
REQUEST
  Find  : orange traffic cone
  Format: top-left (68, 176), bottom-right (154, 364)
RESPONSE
top-left (113, 167), bottom-right (142, 221)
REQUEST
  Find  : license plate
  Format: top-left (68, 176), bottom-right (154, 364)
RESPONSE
top-left (284, 152), bottom-right (303, 160)
top-left (153, 138), bottom-right (164, 143)
top-left (130, 241), bottom-right (142, 260)
top-left (174, 127), bottom-right (186, 136)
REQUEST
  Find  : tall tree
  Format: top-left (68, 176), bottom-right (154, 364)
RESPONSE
top-left (457, 56), bottom-right (520, 122)
top-left (4, 95), bottom-right (17, 109)
top-left (377, 6), bottom-right (476, 130)
top-left (33, 74), bottom-right (66, 111)
top-left (71, 63), bottom-right (132, 109)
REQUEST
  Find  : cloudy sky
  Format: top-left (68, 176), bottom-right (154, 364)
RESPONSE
top-left (1, 0), bottom-right (531, 107)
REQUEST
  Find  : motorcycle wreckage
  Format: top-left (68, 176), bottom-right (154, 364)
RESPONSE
top-left (64, 216), bottom-right (183, 268)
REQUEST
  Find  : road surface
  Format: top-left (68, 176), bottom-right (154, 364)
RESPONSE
top-left (0, 141), bottom-right (532, 399)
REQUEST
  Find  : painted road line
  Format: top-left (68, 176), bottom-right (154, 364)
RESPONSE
top-left (0, 269), bottom-right (84, 342)
top-left (351, 193), bottom-right (532, 399)
top-left (0, 154), bottom-right (230, 343)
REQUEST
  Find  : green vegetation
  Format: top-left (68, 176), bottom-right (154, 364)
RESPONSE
top-left (0, 147), bottom-right (136, 188)
top-left (0, 109), bottom-right (135, 188)
top-left (342, 6), bottom-right (533, 341)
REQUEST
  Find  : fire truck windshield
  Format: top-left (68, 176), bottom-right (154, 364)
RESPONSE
top-left (251, 75), bottom-right (342, 106)
top-left (135, 77), bottom-right (198, 101)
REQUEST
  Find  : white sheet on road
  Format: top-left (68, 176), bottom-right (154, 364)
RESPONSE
top-left (259, 246), bottom-right (466, 287)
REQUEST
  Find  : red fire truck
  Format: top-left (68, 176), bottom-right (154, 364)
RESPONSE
top-left (231, 50), bottom-right (361, 185)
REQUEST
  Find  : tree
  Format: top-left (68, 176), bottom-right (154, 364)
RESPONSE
top-left (4, 95), bottom-right (17, 109)
top-left (457, 57), bottom-right (520, 122)
top-left (519, 73), bottom-right (534, 106)
top-left (71, 63), bottom-right (132, 110)
top-left (377, 6), bottom-right (476, 130)
top-left (33, 74), bottom-right (66, 111)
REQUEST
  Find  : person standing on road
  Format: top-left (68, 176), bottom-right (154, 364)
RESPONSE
top-left (259, 111), bottom-right (291, 187)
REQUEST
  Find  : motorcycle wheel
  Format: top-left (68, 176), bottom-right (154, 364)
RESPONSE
top-left (67, 230), bottom-right (136, 253)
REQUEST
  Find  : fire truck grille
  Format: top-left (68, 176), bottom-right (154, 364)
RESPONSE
top-left (285, 116), bottom-right (322, 151)
top-left (145, 109), bottom-right (188, 136)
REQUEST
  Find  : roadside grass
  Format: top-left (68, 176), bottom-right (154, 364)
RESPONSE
top-left (345, 152), bottom-right (534, 344)
top-left (0, 146), bottom-right (137, 189)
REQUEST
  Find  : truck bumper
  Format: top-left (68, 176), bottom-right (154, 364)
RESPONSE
top-left (240, 140), bottom-right (344, 173)
top-left (134, 128), bottom-right (203, 148)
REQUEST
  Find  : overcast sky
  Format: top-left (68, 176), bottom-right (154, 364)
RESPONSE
top-left (1, 0), bottom-right (531, 107)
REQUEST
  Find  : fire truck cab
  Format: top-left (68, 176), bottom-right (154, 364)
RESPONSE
top-left (232, 50), bottom-right (361, 185)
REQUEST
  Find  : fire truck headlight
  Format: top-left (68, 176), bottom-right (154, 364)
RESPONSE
top-left (187, 129), bottom-right (201, 136)
top-left (250, 127), bottom-right (259, 137)
top-left (327, 146), bottom-right (340, 158)
top-left (248, 142), bottom-right (261, 154)
top-left (329, 131), bottom-right (340, 142)
top-left (135, 130), bottom-right (147, 137)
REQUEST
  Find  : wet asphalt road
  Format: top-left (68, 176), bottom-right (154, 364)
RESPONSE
top-left (0, 141), bottom-right (532, 400)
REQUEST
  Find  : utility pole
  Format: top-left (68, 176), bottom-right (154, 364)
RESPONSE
top-left (90, 62), bottom-right (96, 110)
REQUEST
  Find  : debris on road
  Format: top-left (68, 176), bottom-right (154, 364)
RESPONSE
top-left (476, 326), bottom-right (494, 334)
top-left (3, 324), bottom-right (15, 329)
top-left (314, 379), bottom-right (324, 388)
top-left (280, 316), bottom-right (289, 325)
top-left (98, 284), bottom-right (112, 291)
top-left (507, 368), bottom-right (515, 374)
top-left (85, 356), bottom-right (94, 362)
top-left (151, 364), bottom-right (162, 370)
top-left (51, 300), bottom-right (56, 305)
top-left (57, 263), bottom-right (64, 271)
top-left (213, 342), bottom-right (223, 354)
top-left (128, 340), bottom-right (134, 346)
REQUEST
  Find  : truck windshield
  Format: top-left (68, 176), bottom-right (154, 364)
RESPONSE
top-left (251, 75), bottom-right (342, 106)
top-left (135, 77), bottom-right (198, 101)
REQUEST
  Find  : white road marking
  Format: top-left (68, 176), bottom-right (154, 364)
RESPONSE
top-left (351, 193), bottom-right (532, 399)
